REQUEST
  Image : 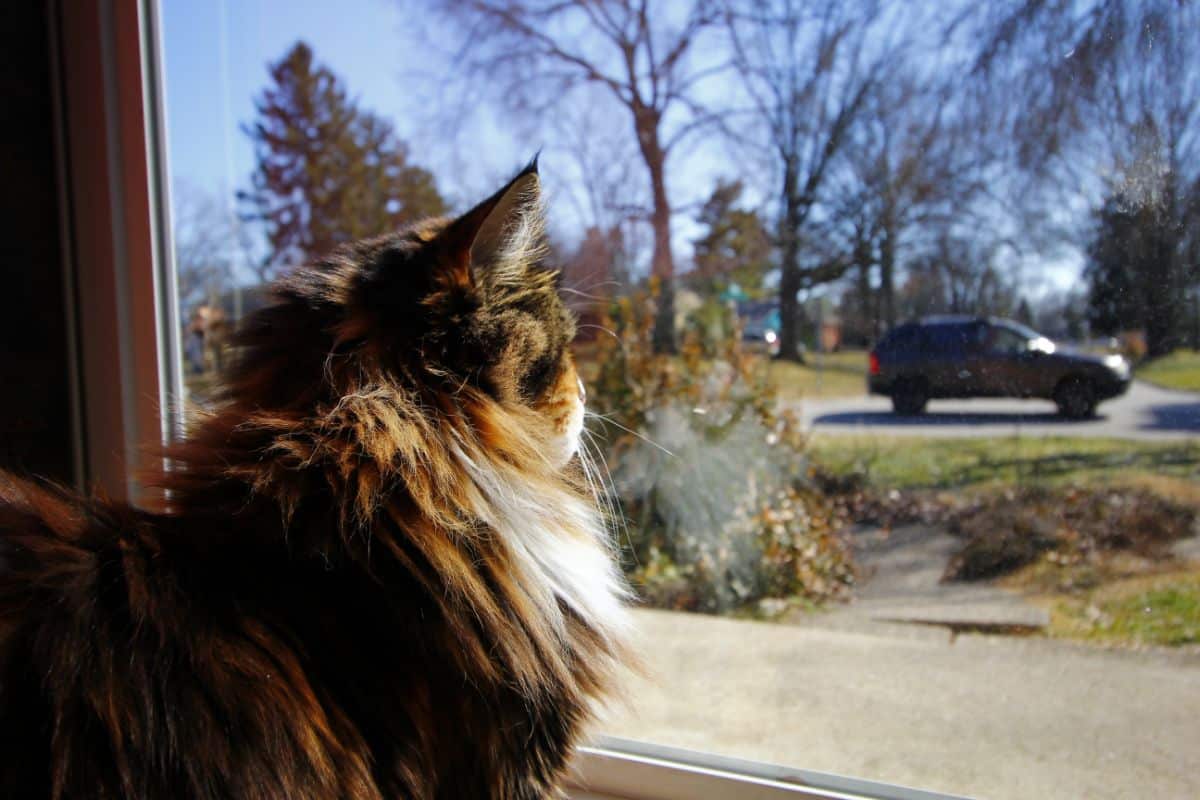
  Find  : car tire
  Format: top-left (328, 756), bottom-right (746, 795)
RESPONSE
top-left (892, 378), bottom-right (929, 415)
top-left (1054, 377), bottom-right (1095, 420)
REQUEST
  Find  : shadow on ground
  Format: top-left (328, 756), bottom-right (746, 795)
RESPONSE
top-left (905, 446), bottom-right (1200, 489)
top-left (813, 409), bottom-right (1099, 427)
top-left (1143, 401), bottom-right (1200, 434)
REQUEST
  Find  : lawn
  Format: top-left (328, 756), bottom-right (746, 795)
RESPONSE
top-left (1044, 572), bottom-right (1200, 647)
top-left (807, 434), bottom-right (1200, 495)
top-left (574, 344), bottom-right (869, 400)
top-left (767, 349), bottom-right (867, 400)
top-left (1136, 349), bottom-right (1200, 392)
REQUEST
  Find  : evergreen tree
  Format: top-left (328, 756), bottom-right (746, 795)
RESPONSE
top-left (691, 179), bottom-right (772, 297)
top-left (241, 42), bottom-right (445, 279)
top-left (1085, 187), bottom-right (1182, 356)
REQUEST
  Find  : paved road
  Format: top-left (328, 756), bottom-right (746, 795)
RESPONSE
top-left (797, 379), bottom-right (1200, 440)
top-left (599, 608), bottom-right (1200, 800)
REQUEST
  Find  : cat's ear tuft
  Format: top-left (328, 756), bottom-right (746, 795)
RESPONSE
top-left (433, 160), bottom-right (545, 289)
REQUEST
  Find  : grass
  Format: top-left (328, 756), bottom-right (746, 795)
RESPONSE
top-left (807, 434), bottom-right (1200, 493)
top-left (573, 344), bottom-right (869, 400)
top-left (767, 349), bottom-right (868, 400)
top-left (1044, 572), bottom-right (1200, 647)
top-left (1136, 349), bottom-right (1200, 392)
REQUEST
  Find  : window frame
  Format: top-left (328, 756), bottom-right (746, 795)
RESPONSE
top-left (566, 738), bottom-right (971, 800)
top-left (53, 3), bottom-right (967, 798)
top-left (51, 0), bottom-right (182, 502)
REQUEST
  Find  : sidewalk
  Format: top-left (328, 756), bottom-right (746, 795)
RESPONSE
top-left (816, 524), bottom-right (1049, 634)
top-left (598, 608), bottom-right (1200, 799)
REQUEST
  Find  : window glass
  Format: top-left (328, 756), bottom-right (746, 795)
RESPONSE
top-left (922, 323), bottom-right (970, 356)
top-left (988, 325), bottom-right (1028, 355)
top-left (160, 3), bottom-right (1200, 799)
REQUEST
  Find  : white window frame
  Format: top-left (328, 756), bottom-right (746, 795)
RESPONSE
top-left (52, 3), bottom-right (969, 798)
top-left (566, 737), bottom-right (970, 800)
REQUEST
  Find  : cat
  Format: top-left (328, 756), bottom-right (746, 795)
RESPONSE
top-left (0, 161), bottom-right (631, 799)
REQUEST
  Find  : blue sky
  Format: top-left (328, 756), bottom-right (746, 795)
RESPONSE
top-left (161, 0), bottom-right (524, 207)
top-left (160, 0), bottom-right (1082, 295)
top-left (161, 0), bottom-right (741, 281)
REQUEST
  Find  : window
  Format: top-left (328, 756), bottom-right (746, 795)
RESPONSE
top-left (51, 2), bottom-right (1197, 799)
top-left (987, 325), bottom-right (1028, 355)
top-left (921, 323), bottom-right (971, 356)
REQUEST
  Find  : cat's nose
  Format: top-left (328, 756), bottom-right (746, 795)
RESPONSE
top-left (577, 376), bottom-right (587, 405)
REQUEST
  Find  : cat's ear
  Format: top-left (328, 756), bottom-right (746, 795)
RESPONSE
top-left (432, 158), bottom-right (544, 289)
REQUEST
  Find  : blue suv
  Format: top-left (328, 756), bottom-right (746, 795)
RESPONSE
top-left (868, 316), bottom-right (1131, 418)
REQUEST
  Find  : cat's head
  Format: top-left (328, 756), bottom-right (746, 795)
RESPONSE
top-left (229, 160), bottom-right (586, 467)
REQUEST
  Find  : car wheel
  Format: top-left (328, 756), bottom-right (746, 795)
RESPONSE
top-left (892, 378), bottom-right (929, 415)
top-left (1054, 377), bottom-right (1095, 420)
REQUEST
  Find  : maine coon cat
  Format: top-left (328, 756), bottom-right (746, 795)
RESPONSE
top-left (0, 162), bottom-right (631, 799)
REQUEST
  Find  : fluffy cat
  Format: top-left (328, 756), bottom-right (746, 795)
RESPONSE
top-left (0, 161), bottom-right (631, 799)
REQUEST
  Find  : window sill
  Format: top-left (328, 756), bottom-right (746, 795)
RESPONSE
top-left (567, 737), bottom-right (972, 800)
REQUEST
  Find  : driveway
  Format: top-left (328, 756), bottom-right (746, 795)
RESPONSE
top-left (797, 379), bottom-right (1200, 440)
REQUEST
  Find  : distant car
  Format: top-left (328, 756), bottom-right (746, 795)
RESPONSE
top-left (868, 316), bottom-right (1131, 418)
top-left (738, 302), bottom-right (782, 355)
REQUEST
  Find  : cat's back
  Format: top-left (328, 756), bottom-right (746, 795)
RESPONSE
top-left (0, 474), bottom-right (383, 799)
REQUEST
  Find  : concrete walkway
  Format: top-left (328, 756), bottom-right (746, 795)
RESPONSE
top-left (817, 524), bottom-right (1049, 634)
top-left (599, 608), bottom-right (1200, 800)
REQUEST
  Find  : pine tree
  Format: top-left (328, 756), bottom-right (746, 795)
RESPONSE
top-left (1085, 187), bottom-right (1182, 356)
top-left (240, 42), bottom-right (445, 279)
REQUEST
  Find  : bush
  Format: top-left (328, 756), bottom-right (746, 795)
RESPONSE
top-left (943, 486), bottom-right (1197, 582)
top-left (581, 290), bottom-right (855, 614)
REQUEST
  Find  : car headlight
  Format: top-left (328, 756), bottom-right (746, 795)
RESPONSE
top-left (1103, 354), bottom-right (1130, 378)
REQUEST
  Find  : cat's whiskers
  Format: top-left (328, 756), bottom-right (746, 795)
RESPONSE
top-left (584, 411), bottom-right (677, 459)
top-left (578, 425), bottom-right (637, 568)
top-left (576, 324), bottom-right (619, 342)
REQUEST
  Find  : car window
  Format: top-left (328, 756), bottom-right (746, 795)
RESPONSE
top-left (923, 324), bottom-right (971, 356)
top-left (989, 326), bottom-right (1029, 355)
top-left (1004, 321), bottom-right (1043, 341)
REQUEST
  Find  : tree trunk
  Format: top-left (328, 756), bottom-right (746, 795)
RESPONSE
top-left (649, 160), bottom-right (676, 354)
top-left (775, 158), bottom-right (805, 362)
top-left (633, 106), bottom-right (677, 354)
top-left (879, 202), bottom-right (897, 329)
top-left (853, 228), bottom-right (876, 343)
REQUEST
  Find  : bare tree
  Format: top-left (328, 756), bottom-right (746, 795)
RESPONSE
top-left (550, 92), bottom-right (651, 296)
top-left (828, 56), bottom-right (993, 333)
top-left (969, 0), bottom-right (1200, 355)
top-left (431, 0), bottom-right (726, 352)
top-left (725, 0), bottom-right (898, 361)
top-left (172, 180), bottom-right (236, 313)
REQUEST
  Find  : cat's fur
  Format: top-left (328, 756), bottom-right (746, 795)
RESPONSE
top-left (0, 162), bottom-right (631, 799)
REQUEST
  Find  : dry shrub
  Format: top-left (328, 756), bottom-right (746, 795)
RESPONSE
top-left (943, 486), bottom-right (1198, 582)
top-left (811, 466), bottom-right (965, 530)
top-left (581, 291), bottom-right (855, 614)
